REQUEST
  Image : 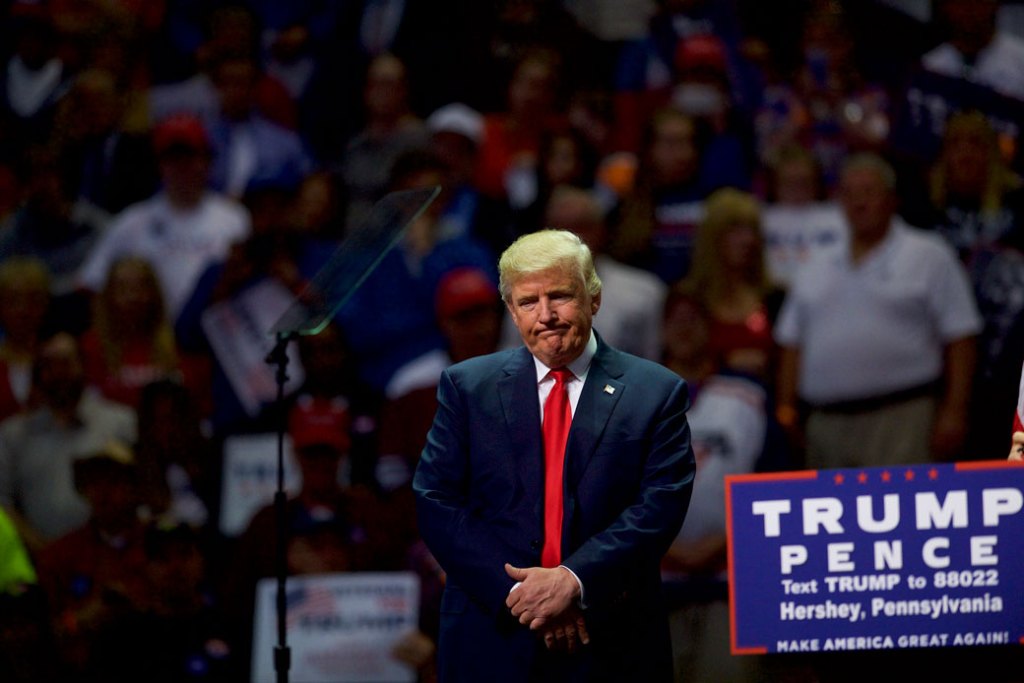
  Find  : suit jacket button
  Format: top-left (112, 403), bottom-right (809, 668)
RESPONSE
top-left (530, 540), bottom-right (540, 550)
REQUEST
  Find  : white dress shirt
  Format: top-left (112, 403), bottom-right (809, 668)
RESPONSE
top-left (515, 330), bottom-right (599, 603)
top-left (533, 331), bottom-right (598, 418)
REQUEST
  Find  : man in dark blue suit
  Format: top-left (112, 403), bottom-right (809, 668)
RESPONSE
top-left (414, 229), bottom-right (695, 681)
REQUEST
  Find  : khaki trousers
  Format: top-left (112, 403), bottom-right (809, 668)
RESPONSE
top-left (805, 396), bottom-right (936, 470)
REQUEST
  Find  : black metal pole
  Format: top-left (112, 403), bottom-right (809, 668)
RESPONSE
top-left (266, 331), bottom-right (297, 683)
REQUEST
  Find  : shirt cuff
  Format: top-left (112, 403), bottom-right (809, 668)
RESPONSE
top-left (559, 565), bottom-right (586, 608)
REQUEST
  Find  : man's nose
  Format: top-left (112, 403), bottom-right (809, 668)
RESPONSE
top-left (537, 298), bottom-right (556, 322)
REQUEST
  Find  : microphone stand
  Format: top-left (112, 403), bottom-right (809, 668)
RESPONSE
top-left (265, 330), bottom-right (298, 683)
top-left (257, 184), bottom-right (439, 683)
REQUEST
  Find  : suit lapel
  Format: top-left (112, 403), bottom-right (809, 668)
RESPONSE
top-left (566, 341), bottom-right (624, 490)
top-left (497, 348), bottom-right (543, 513)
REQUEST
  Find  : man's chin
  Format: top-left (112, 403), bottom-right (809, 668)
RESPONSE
top-left (532, 340), bottom-right (581, 367)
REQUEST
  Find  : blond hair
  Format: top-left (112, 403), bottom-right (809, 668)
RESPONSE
top-left (0, 256), bottom-right (51, 296)
top-left (683, 188), bottom-right (769, 305)
top-left (94, 256), bottom-right (178, 375)
top-left (930, 110), bottom-right (1021, 213)
top-left (498, 229), bottom-right (601, 302)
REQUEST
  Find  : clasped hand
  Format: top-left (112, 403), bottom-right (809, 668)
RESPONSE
top-left (504, 563), bottom-right (590, 653)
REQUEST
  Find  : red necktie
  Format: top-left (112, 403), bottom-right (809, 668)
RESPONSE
top-left (541, 368), bottom-right (573, 568)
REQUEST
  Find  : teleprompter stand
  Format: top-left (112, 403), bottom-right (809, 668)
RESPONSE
top-left (262, 186), bottom-right (440, 683)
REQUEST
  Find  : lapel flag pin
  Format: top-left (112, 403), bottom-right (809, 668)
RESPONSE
top-left (604, 385), bottom-right (615, 395)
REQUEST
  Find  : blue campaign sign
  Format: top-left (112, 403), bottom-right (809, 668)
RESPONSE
top-left (726, 462), bottom-right (1024, 655)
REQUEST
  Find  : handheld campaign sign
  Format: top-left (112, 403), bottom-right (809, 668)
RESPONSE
top-left (727, 462), bottom-right (1024, 654)
top-left (202, 279), bottom-right (305, 417)
top-left (218, 433), bottom-right (301, 537)
top-left (252, 572), bottom-right (420, 683)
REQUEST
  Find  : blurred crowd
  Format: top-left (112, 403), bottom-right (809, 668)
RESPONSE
top-left (1, 0), bottom-right (1024, 681)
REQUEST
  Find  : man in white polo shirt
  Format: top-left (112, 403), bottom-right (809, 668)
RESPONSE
top-left (774, 153), bottom-right (982, 468)
top-left (77, 114), bottom-right (251, 323)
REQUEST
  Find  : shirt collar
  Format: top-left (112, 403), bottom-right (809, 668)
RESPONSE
top-left (847, 216), bottom-right (905, 269)
top-left (532, 330), bottom-right (597, 383)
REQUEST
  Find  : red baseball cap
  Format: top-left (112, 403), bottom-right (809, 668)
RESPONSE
top-left (674, 34), bottom-right (728, 74)
top-left (435, 267), bottom-right (499, 319)
top-left (289, 396), bottom-right (351, 453)
top-left (152, 113), bottom-right (211, 156)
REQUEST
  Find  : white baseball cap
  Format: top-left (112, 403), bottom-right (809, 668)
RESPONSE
top-left (427, 103), bottom-right (484, 145)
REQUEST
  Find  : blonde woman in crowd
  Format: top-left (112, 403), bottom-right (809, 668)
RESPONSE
top-left (926, 109), bottom-right (1024, 262)
top-left (678, 188), bottom-right (782, 382)
top-left (79, 256), bottom-right (184, 408)
top-left (0, 257), bottom-right (51, 421)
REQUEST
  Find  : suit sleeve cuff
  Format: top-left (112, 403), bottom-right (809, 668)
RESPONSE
top-left (559, 565), bottom-right (586, 608)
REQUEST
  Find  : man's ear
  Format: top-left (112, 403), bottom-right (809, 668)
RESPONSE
top-left (591, 290), bottom-right (601, 316)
